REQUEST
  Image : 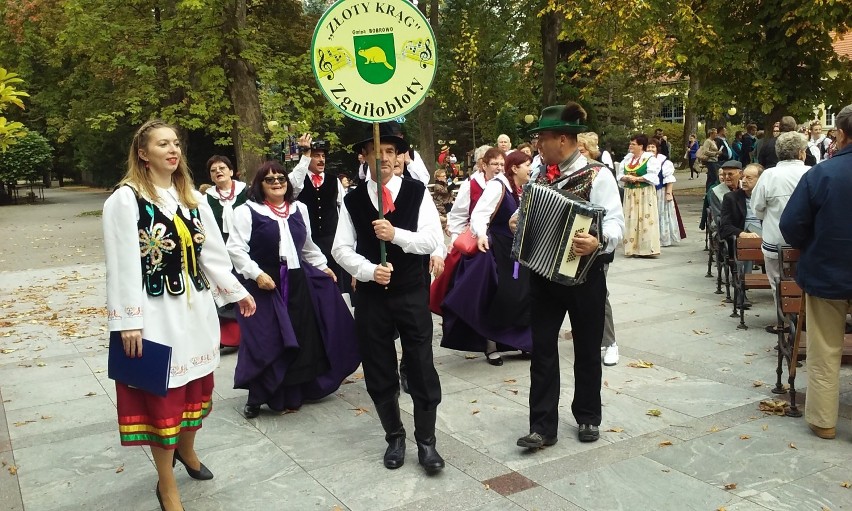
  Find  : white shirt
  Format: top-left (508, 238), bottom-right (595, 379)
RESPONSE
top-left (406, 150), bottom-right (431, 186)
top-left (750, 159), bottom-right (810, 257)
top-left (807, 136), bottom-right (825, 164)
top-left (600, 150), bottom-right (614, 170)
top-left (446, 171), bottom-right (488, 241)
top-left (470, 173), bottom-right (512, 237)
top-left (617, 152), bottom-right (661, 187)
top-left (656, 155), bottom-right (676, 185)
top-left (332, 175), bottom-right (442, 283)
top-left (289, 157), bottom-right (345, 206)
top-left (227, 201), bottom-right (328, 279)
top-left (205, 180), bottom-right (247, 235)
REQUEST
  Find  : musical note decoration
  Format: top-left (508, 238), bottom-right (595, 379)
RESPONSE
top-left (400, 38), bottom-right (434, 68)
top-left (317, 47), bottom-right (355, 80)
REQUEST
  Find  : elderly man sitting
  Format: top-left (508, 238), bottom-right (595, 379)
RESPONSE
top-left (751, 131), bottom-right (810, 334)
top-left (719, 163), bottom-right (763, 306)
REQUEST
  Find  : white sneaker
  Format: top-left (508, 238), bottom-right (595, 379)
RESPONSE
top-left (603, 344), bottom-right (619, 366)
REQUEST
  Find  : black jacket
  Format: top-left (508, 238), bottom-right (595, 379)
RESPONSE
top-left (719, 188), bottom-right (747, 241)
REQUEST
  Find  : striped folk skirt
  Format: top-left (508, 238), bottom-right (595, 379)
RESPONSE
top-left (116, 373), bottom-right (214, 448)
top-left (623, 186), bottom-right (661, 257)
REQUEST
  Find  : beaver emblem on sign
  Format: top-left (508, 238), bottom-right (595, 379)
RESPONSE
top-left (358, 47), bottom-right (394, 70)
top-left (354, 33), bottom-right (396, 85)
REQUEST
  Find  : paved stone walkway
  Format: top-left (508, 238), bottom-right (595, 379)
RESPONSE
top-left (1, 175), bottom-right (851, 511)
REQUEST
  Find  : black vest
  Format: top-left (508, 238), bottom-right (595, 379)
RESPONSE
top-left (344, 179), bottom-right (427, 294)
top-left (299, 173), bottom-right (339, 240)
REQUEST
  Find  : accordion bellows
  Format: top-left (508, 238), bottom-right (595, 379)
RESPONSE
top-left (512, 183), bottom-right (606, 286)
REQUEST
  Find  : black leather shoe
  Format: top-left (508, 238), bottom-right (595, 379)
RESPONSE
top-left (416, 441), bottom-right (445, 473)
top-left (516, 432), bottom-right (558, 449)
top-left (577, 424), bottom-right (600, 443)
top-left (243, 403), bottom-right (260, 419)
top-left (173, 450), bottom-right (214, 480)
top-left (485, 351), bottom-right (503, 366)
top-left (384, 435), bottom-right (406, 469)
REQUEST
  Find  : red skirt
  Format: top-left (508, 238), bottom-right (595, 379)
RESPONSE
top-left (116, 373), bottom-right (214, 449)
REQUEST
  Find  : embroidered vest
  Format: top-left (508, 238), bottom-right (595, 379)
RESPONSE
top-left (623, 157), bottom-right (651, 189)
top-left (135, 190), bottom-right (210, 297)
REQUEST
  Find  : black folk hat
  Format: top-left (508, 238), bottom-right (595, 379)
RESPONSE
top-left (352, 121), bottom-right (410, 155)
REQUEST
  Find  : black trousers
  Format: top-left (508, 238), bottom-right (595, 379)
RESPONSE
top-left (355, 286), bottom-right (441, 411)
top-left (528, 263), bottom-right (606, 437)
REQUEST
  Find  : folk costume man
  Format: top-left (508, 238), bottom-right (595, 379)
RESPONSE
top-left (331, 123), bottom-right (445, 473)
top-left (515, 103), bottom-right (624, 448)
top-left (289, 133), bottom-right (350, 293)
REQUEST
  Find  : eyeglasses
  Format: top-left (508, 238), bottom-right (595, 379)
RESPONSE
top-left (263, 176), bottom-right (288, 184)
top-left (210, 165), bottom-right (230, 172)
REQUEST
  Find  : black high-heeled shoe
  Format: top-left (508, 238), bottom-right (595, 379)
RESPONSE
top-left (485, 350), bottom-right (503, 366)
top-left (173, 449), bottom-right (214, 480)
top-left (156, 483), bottom-right (185, 511)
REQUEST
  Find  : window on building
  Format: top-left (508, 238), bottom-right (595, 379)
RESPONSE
top-left (659, 96), bottom-right (684, 123)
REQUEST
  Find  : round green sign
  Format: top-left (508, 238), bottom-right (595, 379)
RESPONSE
top-left (311, 0), bottom-right (437, 123)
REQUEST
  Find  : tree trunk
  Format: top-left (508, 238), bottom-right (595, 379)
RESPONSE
top-left (222, 0), bottom-right (265, 183)
top-left (416, 0), bottom-right (439, 179)
top-left (683, 73), bottom-right (699, 142)
top-left (540, 9), bottom-right (561, 106)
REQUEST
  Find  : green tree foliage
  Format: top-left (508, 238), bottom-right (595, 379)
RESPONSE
top-left (0, 67), bottom-right (28, 151)
top-left (0, 128), bottom-right (53, 186)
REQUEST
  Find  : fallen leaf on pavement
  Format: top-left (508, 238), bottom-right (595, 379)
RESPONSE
top-left (789, 443), bottom-right (797, 449)
top-left (762, 424), bottom-right (768, 431)
top-left (646, 409), bottom-right (662, 417)
top-left (351, 407), bottom-right (369, 416)
top-left (40, 415), bottom-right (51, 420)
top-left (7, 465), bottom-right (17, 475)
top-left (627, 360), bottom-right (654, 368)
top-left (470, 399), bottom-right (477, 403)
top-left (840, 481), bottom-right (851, 488)
top-left (36, 362), bottom-right (46, 367)
top-left (472, 409), bottom-right (480, 415)
top-left (0, 348), bottom-right (16, 354)
top-left (13, 421), bottom-right (35, 427)
top-left (351, 373), bottom-right (364, 380)
top-left (659, 440), bottom-right (673, 447)
top-left (744, 352), bottom-right (758, 357)
top-left (708, 425), bottom-right (720, 433)
top-left (464, 354), bottom-right (478, 359)
top-left (758, 399), bottom-right (789, 415)
top-left (693, 329), bottom-right (709, 335)
top-left (740, 435), bottom-right (750, 440)
top-left (606, 427), bottom-right (624, 433)
top-left (504, 378), bottom-right (516, 384)
top-left (603, 380), bottom-right (609, 387)
top-left (753, 380), bottom-right (764, 387)
top-left (724, 483), bottom-right (737, 490)
top-left (115, 465), bottom-right (124, 473)
top-left (84, 392), bottom-right (97, 397)
top-left (341, 379), bottom-right (354, 385)
top-left (507, 389), bottom-right (518, 395)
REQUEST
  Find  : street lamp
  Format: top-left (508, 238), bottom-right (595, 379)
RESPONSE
top-left (267, 120), bottom-right (279, 131)
top-left (727, 107), bottom-right (737, 116)
top-left (524, 114), bottom-right (536, 124)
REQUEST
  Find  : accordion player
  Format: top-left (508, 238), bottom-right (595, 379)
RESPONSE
top-left (511, 182), bottom-right (607, 286)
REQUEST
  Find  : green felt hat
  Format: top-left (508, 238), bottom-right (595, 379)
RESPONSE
top-left (527, 105), bottom-right (588, 134)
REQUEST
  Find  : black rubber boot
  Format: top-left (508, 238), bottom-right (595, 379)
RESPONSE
top-left (375, 400), bottom-right (406, 469)
top-left (413, 408), bottom-right (444, 474)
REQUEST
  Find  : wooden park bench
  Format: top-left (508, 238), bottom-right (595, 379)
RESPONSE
top-left (731, 236), bottom-right (771, 329)
top-left (771, 248), bottom-right (852, 417)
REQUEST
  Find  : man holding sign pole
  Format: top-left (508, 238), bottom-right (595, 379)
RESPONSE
top-left (332, 123), bottom-right (445, 473)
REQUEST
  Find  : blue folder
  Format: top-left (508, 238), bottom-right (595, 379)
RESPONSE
top-left (108, 332), bottom-right (172, 397)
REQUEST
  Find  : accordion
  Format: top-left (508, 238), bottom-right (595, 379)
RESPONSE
top-left (511, 183), bottom-right (607, 286)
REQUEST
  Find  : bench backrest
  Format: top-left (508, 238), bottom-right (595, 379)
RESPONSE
top-left (780, 248), bottom-right (800, 279)
top-left (736, 237), bottom-right (765, 263)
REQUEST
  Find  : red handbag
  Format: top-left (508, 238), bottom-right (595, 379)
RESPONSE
top-left (452, 226), bottom-right (478, 256)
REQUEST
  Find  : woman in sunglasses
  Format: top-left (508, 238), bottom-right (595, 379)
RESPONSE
top-left (226, 161), bottom-right (360, 418)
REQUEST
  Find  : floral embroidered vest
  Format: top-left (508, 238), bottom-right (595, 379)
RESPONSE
top-left (135, 190), bottom-right (210, 297)
top-left (623, 156), bottom-right (651, 189)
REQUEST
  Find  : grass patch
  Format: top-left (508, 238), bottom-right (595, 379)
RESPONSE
top-left (77, 210), bottom-right (102, 217)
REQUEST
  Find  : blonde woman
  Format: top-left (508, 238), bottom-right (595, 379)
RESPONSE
top-left (617, 134), bottom-right (661, 257)
top-left (103, 120), bottom-right (255, 510)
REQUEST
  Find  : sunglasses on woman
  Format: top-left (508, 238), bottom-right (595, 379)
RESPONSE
top-left (263, 176), bottom-right (287, 184)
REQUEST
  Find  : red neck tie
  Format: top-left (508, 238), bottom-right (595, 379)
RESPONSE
top-left (546, 164), bottom-right (560, 183)
top-left (381, 185), bottom-right (396, 215)
top-left (310, 173), bottom-right (322, 188)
